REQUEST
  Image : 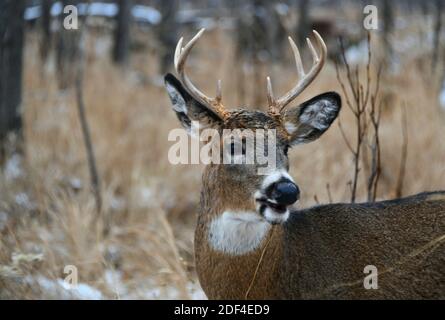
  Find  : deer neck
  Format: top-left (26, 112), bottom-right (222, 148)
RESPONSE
top-left (194, 166), bottom-right (285, 299)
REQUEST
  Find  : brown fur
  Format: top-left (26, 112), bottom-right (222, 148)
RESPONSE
top-left (195, 165), bottom-right (283, 299)
top-left (196, 191), bottom-right (445, 299)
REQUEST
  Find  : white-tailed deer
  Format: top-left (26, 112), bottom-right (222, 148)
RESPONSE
top-left (164, 29), bottom-right (445, 299)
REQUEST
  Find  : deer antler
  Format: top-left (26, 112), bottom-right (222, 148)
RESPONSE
top-left (174, 28), bottom-right (228, 119)
top-left (267, 30), bottom-right (327, 115)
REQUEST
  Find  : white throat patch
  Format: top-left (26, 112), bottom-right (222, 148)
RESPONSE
top-left (208, 211), bottom-right (271, 255)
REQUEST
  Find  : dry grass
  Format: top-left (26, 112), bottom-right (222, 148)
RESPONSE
top-left (1, 13), bottom-right (445, 299)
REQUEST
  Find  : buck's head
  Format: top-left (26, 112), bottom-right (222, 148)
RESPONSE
top-left (164, 29), bottom-right (341, 225)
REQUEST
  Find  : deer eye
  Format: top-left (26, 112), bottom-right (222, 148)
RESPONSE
top-left (284, 145), bottom-right (289, 156)
top-left (230, 142), bottom-right (236, 156)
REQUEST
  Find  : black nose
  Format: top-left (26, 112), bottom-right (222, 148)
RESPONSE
top-left (271, 181), bottom-right (300, 205)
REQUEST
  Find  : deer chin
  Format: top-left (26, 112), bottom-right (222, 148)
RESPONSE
top-left (256, 198), bottom-right (290, 224)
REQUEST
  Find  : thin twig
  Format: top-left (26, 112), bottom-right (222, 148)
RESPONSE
top-left (337, 118), bottom-right (354, 154)
top-left (74, 2), bottom-right (102, 217)
top-left (362, 32), bottom-right (372, 108)
top-left (245, 226), bottom-right (275, 299)
top-left (75, 75), bottom-right (102, 215)
top-left (339, 37), bottom-right (359, 105)
top-left (366, 60), bottom-right (383, 201)
top-left (335, 61), bottom-right (355, 114)
top-left (373, 100), bottom-right (383, 200)
top-left (326, 183), bottom-right (333, 204)
top-left (367, 96), bottom-right (382, 201)
top-left (336, 32), bottom-right (381, 203)
top-left (313, 195), bottom-right (320, 205)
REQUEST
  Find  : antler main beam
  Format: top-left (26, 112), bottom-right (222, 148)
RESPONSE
top-left (267, 30), bottom-right (327, 115)
top-left (174, 28), bottom-right (227, 118)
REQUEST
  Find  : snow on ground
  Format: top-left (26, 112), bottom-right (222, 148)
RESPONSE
top-left (22, 269), bottom-right (206, 300)
top-left (187, 282), bottom-right (207, 300)
top-left (15, 193), bottom-right (36, 211)
top-left (104, 269), bottom-right (127, 298)
top-left (133, 281), bottom-right (207, 300)
top-left (25, 2), bottom-right (161, 25)
top-left (103, 269), bottom-right (207, 299)
top-left (132, 5), bottom-right (161, 25)
top-left (25, 275), bottom-right (103, 300)
top-left (4, 154), bottom-right (23, 181)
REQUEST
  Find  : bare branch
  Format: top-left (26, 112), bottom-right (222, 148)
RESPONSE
top-left (336, 32), bottom-right (383, 203)
top-left (337, 118), bottom-right (354, 154)
top-left (335, 61), bottom-right (355, 115)
top-left (313, 194), bottom-right (320, 205)
top-left (326, 183), bottom-right (333, 204)
top-left (74, 2), bottom-right (102, 221)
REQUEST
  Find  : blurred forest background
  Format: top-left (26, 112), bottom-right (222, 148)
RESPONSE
top-left (1, 0), bottom-right (445, 299)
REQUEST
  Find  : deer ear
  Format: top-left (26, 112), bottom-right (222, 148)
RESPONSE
top-left (282, 92), bottom-right (341, 145)
top-left (164, 73), bottom-right (223, 134)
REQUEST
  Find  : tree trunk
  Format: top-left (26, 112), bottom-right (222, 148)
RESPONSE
top-left (112, 0), bottom-right (132, 66)
top-left (431, 0), bottom-right (442, 74)
top-left (381, 0), bottom-right (394, 62)
top-left (297, 0), bottom-right (310, 49)
top-left (0, 0), bottom-right (25, 159)
top-left (157, 0), bottom-right (178, 75)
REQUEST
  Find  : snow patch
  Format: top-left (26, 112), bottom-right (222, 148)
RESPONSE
top-left (345, 40), bottom-right (368, 65)
top-left (137, 186), bottom-right (154, 208)
top-left (67, 176), bottom-right (83, 190)
top-left (24, 5), bottom-right (41, 21)
top-left (110, 196), bottom-right (126, 211)
top-left (132, 5), bottom-right (161, 25)
top-left (187, 282), bottom-right (207, 300)
top-left (5, 154), bottom-right (23, 181)
top-left (104, 269), bottom-right (127, 297)
top-left (15, 193), bottom-right (35, 211)
top-left (25, 2), bottom-right (161, 25)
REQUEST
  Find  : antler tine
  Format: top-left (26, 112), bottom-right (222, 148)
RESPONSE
top-left (289, 36), bottom-right (305, 78)
top-left (306, 37), bottom-right (319, 63)
top-left (175, 28), bottom-right (205, 71)
top-left (216, 79), bottom-right (222, 103)
top-left (174, 29), bottom-right (227, 117)
top-left (267, 30), bottom-right (327, 115)
top-left (266, 76), bottom-right (274, 107)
